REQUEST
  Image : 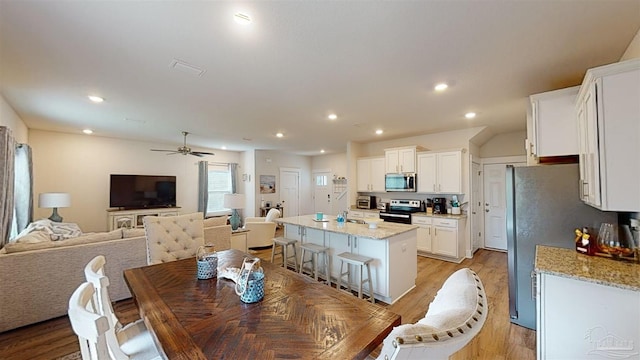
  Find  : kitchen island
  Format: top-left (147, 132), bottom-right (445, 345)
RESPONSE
top-left (277, 215), bottom-right (418, 304)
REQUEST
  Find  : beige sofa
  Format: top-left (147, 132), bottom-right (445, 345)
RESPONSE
top-left (0, 216), bottom-right (231, 333)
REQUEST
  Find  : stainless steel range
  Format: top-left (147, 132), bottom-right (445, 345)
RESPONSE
top-left (379, 199), bottom-right (423, 224)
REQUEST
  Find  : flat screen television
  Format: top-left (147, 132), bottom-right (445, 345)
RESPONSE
top-left (110, 174), bottom-right (176, 209)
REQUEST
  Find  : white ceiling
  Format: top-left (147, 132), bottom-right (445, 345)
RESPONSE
top-left (1, 1), bottom-right (638, 155)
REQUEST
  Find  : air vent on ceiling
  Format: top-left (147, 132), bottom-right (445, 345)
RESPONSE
top-left (170, 59), bottom-right (206, 77)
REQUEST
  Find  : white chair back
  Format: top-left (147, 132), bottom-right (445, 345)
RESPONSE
top-left (143, 212), bottom-right (205, 264)
top-left (68, 282), bottom-right (127, 360)
top-left (265, 208), bottom-right (281, 222)
top-left (84, 255), bottom-right (121, 332)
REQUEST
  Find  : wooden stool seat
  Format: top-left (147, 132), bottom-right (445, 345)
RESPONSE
top-left (299, 243), bottom-right (331, 286)
top-left (337, 252), bottom-right (375, 303)
top-left (271, 237), bottom-right (298, 271)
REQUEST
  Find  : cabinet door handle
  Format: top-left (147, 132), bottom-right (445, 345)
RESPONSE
top-left (434, 228), bottom-right (437, 236)
top-left (354, 237), bottom-right (357, 248)
top-left (348, 236), bottom-right (350, 247)
top-left (428, 228), bottom-right (431, 235)
top-left (531, 271), bottom-right (537, 300)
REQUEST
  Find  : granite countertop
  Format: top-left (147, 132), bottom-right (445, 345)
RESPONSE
top-left (347, 207), bottom-right (467, 219)
top-left (276, 214), bottom-right (417, 240)
top-left (535, 245), bottom-right (640, 291)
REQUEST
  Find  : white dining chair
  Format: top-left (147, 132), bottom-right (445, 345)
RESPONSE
top-left (84, 255), bottom-right (121, 332)
top-left (68, 282), bottom-right (163, 360)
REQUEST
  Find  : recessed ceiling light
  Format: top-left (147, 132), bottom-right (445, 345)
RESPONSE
top-left (465, 112), bottom-right (477, 119)
top-left (434, 83), bottom-right (448, 92)
top-left (221, 146), bottom-right (227, 150)
top-left (82, 129), bottom-right (93, 134)
top-left (320, 149), bottom-right (325, 153)
top-left (234, 12), bottom-right (251, 25)
top-left (276, 132), bottom-right (284, 138)
top-left (375, 129), bottom-right (383, 135)
top-left (328, 114), bottom-right (337, 120)
top-left (88, 95), bottom-right (104, 103)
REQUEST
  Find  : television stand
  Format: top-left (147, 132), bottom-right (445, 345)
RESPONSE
top-left (106, 207), bottom-right (181, 231)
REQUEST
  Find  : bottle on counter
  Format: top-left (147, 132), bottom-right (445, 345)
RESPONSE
top-left (575, 227), bottom-right (595, 256)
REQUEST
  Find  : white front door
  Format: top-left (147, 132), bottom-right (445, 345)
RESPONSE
top-left (280, 168), bottom-right (300, 217)
top-left (471, 161), bottom-right (483, 252)
top-left (313, 171), bottom-right (332, 215)
top-left (483, 163), bottom-right (507, 250)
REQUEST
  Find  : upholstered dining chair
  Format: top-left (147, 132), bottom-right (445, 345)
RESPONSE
top-left (244, 208), bottom-right (280, 248)
top-left (68, 282), bottom-right (162, 360)
top-left (143, 212), bottom-right (205, 265)
top-left (375, 268), bottom-right (488, 360)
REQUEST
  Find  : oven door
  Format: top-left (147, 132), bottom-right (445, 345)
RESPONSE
top-left (385, 173), bottom-right (416, 192)
top-left (379, 211), bottom-right (412, 224)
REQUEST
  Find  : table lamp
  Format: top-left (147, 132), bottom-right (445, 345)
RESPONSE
top-left (39, 192), bottom-right (71, 222)
top-left (223, 193), bottom-right (245, 230)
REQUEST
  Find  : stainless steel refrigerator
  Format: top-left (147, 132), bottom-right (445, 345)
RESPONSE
top-left (506, 163), bottom-right (616, 330)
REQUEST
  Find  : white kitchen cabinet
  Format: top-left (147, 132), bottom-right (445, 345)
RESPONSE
top-left (417, 150), bottom-right (462, 194)
top-left (412, 215), bottom-right (432, 253)
top-left (576, 59), bottom-right (640, 211)
top-left (107, 207), bottom-right (180, 231)
top-left (385, 146), bottom-right (417, 173)
top-left (526, 86), bottom-right (579, 162)
top-left (536, 272), bottom-right (640, 360)
top-left (356, 157), bottom-right (385, 192)
top-left (432, 218), bottom-right (459, 258)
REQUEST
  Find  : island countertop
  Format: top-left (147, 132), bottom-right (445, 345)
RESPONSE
top-left (276, 214), bottom-right (417, 239)
top-left (535, 245), bottom-right (640, 291)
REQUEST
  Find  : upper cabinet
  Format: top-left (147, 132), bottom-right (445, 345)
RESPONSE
top-left (357, 157), bottom-right (385, 192)
top-left (417, 150), bottom-right (462, 194)
top-left (526, 86), bottom-right (580, 163)
top-left (385, 146), bottom-right (417, 173)
top-left (576, 59), bottom-right (640, 211)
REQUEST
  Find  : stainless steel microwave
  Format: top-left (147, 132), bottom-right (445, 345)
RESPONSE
top-left (385, 173), bottom-right (416, 192)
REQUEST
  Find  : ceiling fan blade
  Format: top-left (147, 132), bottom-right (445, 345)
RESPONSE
top-left (150, 149), bottom-right (176, 152)
top-left (190, 152), bottom-right (205, 157)
top-left (192, 151), bottom-right (215, 156)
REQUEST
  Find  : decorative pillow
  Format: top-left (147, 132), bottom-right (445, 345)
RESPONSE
top-left (122, 228), bottom-right (145, 238)
top-left (14, 231), bottom-right (51, 244)
top-left (204, 216), bottom-right (227, 227)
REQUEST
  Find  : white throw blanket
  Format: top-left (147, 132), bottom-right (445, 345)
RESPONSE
top-left (14, 219), bottom-right (82, 241)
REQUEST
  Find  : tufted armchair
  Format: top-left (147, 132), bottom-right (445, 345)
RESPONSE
top-left (143, 212), bottom-right (205, 265)
top-left (244, 208), bottom-right (281, 249)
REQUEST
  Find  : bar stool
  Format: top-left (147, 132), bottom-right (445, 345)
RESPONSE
top-left (298, 243), bottom-right (331, 286)
top-left (271, 237), bottom-right (298, 271)
top-left (337, 252), bottom-right (375, 303)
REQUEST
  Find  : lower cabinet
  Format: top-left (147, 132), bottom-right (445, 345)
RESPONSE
top-left (413, 216), bottom-right (465, 262)
top-left (536, 272), bottom-right (640, 360)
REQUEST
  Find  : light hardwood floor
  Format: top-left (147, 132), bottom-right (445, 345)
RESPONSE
top-left (0, 248), bottom-right (536, 360)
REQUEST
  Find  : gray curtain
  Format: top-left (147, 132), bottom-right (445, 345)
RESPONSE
top-left (197, 161), bottom-right (208, 214)
top-left (0, 127), bottom-right (16, 248)
top-left (229, 163), bottom-right (238, 194)
top-left (12, 144), bottom-right (33, 237)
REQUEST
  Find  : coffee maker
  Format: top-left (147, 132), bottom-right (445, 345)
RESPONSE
top-left (432, 197), bottom-right (447, 214)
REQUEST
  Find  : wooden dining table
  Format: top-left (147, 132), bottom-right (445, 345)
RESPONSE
top-left (123, 249), bottom-right (401, 360)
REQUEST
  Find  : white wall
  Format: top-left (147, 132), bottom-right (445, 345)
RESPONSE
top-left (479, 131), bottom-right (527, 158)
top-left (0, 94), bottom-right (28, 143)
top-left (29, 130), bottom-right (240, 232)
top-left (254, 150), bottom-right (312, 217)
top-left (621, 28), bottom-right (640, 61)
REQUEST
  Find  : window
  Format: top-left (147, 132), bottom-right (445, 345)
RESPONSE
top-left (206, 165), bottom-right (232, 216)
top-left (315, 175), bottom-right (328, 186)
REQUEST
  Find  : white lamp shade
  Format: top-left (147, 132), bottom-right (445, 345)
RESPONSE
top-left (39, 193), bottom-right (71, 208)
top-left (223, 193), bottom-right (245, 209)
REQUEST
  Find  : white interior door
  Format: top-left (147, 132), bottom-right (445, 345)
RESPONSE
top-left (279, 168), bottom-right (300, 217)
top-left (483, 163), bottom-right (507, 250)
top-left (471, 162), bottom-right (483, 252)
top-left (312, 171), bottom-right (331, 215)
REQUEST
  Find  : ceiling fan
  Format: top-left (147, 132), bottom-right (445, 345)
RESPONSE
top-left (150, 131), bottom-right (215, 157)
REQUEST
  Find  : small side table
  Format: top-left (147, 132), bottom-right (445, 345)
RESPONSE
top-left (231, 229), bottom-right (250, 253)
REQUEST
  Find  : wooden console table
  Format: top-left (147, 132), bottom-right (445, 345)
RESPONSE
top-left (124, 249), bottom-right (400, 359)
top-left (106, 207), bottom-right (180, 230)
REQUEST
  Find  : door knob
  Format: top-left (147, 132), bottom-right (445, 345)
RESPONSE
top-left (485, 209), bottom-right (490, 212)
